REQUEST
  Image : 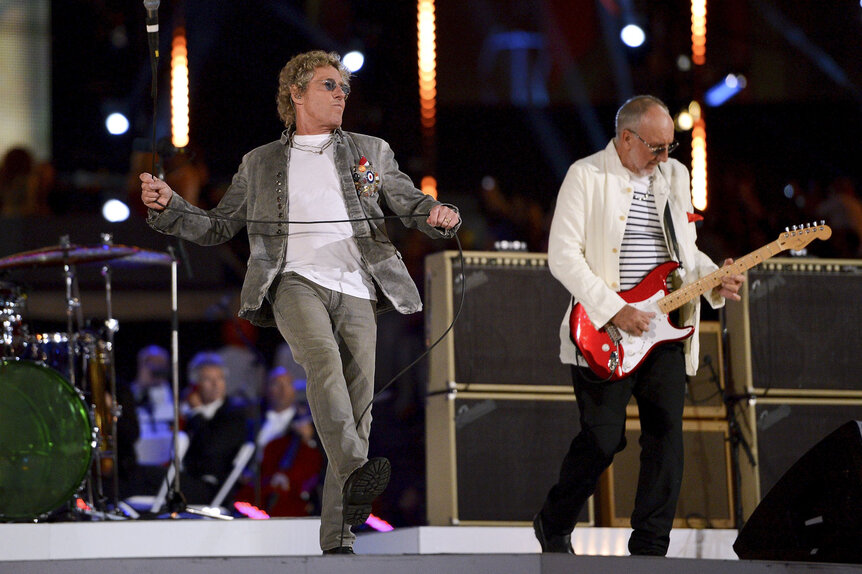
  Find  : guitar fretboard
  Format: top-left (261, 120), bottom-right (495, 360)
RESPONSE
top-left (658, 224), bottom-right (830, 313)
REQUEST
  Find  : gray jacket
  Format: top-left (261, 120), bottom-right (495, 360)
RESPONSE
top-left (148, 127), bottom-right (460, 327)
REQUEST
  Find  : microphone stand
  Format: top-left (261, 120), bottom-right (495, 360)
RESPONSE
top-left (161, 247), bottom-right (230, 520)
top-left (718, 308), bottom-right (757, 531)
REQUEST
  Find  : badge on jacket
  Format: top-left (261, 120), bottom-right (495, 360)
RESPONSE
top-left (352, 156), bottom-right (380, 198)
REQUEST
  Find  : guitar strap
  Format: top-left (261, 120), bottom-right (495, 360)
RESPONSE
top-left (663, 201), bottom-right (682, 270)
top-left (658, 165), bottom-right (683, 271)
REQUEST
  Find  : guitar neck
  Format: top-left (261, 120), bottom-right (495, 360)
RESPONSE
top-left (658, 239), bottom-right (784, 313)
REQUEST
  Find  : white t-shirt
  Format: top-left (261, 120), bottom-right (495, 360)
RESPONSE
top-left (285, 134), bottom-right (376, 301)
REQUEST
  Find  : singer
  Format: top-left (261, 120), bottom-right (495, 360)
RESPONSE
top-left (533, 95), bottom-right (743, 556)
top-left (140, 50), bottom-right (460, 554)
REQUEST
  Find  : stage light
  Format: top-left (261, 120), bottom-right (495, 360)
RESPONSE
top-left (343, 50), bottom-right (365, 73)
top-left (171, 27), bottom-right (190, 149)
top-left (691, 0), bottom-right (707, 65)
top-left (691, 115), bottom-right (707, 210)
top-left (704, 74), bottom-right (747, 107)
top-left (366, 513), bottom-right (394, 532)
top-left (105, 112), bottom-right (130, 135)
top-left (676, 54), bottom-right (692, 72)
top-left (675, 110), bottom-right (694, 131)
top-left (102, 199), bottom-right (130, 223)
top-left (421, 175), bottom-right (437, 199)
top-left (417, 0), bottom-right (436, 130)
top-left (620, 24), bottom-right (646, 48)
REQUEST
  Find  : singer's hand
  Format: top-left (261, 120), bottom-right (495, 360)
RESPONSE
top-left (140, 172), bottom-right (174, 211)
top-left (427, 204), bottom-right (460, 231)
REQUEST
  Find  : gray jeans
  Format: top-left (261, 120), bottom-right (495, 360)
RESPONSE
top-left (270, 272), bottom-right (377, 550)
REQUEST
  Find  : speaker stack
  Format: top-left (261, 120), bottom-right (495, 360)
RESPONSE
top-left (599, 320), bottom-right (736, 529)
top-left (724, 258), bottom-right (862, 529)
top-left (423, 251), bottom-right (735, 529)
top-left (424, 251), bottom-right (593, 526)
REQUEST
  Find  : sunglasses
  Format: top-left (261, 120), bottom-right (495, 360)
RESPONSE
top-left (628, 129), bottom-right (678, 155)
top-left (321, 78), bottom-right (350, 97)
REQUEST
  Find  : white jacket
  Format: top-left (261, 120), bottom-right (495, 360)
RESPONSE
top-left (548, 140), bottom-right (724, 376)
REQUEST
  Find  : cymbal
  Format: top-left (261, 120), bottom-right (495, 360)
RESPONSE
top-left (105, 248), bottom-right (173, 268)
top-left (0, 244), bottom-right (140, 270)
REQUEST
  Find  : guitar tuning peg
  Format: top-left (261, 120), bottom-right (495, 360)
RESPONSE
top-left (791, 225), bottom-right (797, 231)
top-left (785, 227), bottom-right (790, 232)
top-left (820, 219), bottom-right (825, 225)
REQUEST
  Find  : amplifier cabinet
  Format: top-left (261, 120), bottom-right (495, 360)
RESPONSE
top-left (426, 390), bottom-right (593, 526)
top-left (600, 419), bottom-right (734, 528)
top-left (425, 251), bottom-right (572, 393)
top-left (623, 321), bottom-right (726, 419)
top-left (736, 396), bottom-right (862, 520)
top-left (725, 258), bottom-right (862, 397)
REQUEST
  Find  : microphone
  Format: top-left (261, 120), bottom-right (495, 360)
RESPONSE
top-left (143, 0), bottom-right (160, 61)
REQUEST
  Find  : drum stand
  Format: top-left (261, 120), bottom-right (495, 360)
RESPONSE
top-left (98, 234), bottom-right (123, 514)
top-left (59, 235), bottom-right (126, 519)
top-left (60, 236), bottom-right (99, 513)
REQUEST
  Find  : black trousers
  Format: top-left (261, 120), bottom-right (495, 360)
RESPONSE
top-left (539, 342), bottom-right (686, 556)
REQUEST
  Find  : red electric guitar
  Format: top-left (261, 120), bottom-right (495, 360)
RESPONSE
top-left (570, 222), bottom-right (832, 381)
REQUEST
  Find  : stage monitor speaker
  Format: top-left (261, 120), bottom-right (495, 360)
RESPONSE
top-left (426, 391), bottom-right (593, 526)
top-left (425, 251), bottom-right (572, 393)
top-left (733, 420), bottom-right (862, 563)
top-left (600, 419), bottom-right (734, 528)
top-left (735, 397), bottom-right (862, 520)
top-left (725, 258), bottom-right (862, 396)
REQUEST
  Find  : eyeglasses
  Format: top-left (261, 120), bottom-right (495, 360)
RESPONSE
top-left (321, 78), bottom-right (350, 97)
top-left (628, 129), bottom-right (678, 155)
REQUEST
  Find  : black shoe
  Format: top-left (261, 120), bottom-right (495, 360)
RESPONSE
top-left (342, 457), bottom-right (391, 526)
top-left (323, 546), bottom-right (355, 555)
top-left (533, 513), bottom-right (574, 554)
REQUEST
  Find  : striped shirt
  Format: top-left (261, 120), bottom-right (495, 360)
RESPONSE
top-left (619, 175), bottom-right (670, 290)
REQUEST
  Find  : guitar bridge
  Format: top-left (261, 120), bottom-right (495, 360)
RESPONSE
top-left (604, 324), bottom-right (621, 373)
top-left (608, 350), bottom-right (619, 374)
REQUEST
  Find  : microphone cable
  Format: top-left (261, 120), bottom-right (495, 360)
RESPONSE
top-left (145, 199), bottom-right (466, 431)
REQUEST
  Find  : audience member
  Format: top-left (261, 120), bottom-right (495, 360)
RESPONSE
top-left (217, 318), bottom-right (267, 403)
top-left (0, 146), bottom-right (54, 216)
top-left (129, 345), bottom-right (175, 466)
top-left (180, 351), bottom-right (251, 505)
top-left (235, 367), bottom-right (323, 516)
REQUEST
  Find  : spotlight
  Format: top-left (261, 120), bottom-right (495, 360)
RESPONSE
top-left (675, 110), bottom-right (694, 131)
top-left (620, 24), bottom-right (646, 48)
top-left (105, 113), bottom-right (130, 135)
top-left (343, 51), bottom-right (365, 73)
top-left (102, 199), bottom-right (130, 223)
top-left (705, 74), bottom-right (747, 107)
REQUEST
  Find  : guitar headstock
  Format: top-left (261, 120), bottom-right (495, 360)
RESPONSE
top-left (776, 221), bottom-right (832, 251)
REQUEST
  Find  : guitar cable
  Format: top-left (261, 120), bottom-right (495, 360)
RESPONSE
top-left (146, 197), bottom-right (466, 431)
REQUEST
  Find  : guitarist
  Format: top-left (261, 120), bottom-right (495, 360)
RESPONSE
top-left (532, 95), bottom-right (744, 556)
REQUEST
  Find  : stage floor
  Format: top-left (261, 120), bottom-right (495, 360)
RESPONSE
top-left (0, 518), bottom-right (737, 561)
top-left (1, 519), bottom-right (860, 573)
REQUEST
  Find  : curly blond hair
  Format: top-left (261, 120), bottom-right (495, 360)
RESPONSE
top-left (276, 50), bottom-right (350, 128)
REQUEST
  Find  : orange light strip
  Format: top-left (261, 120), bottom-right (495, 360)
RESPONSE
top-left (171, 27), bottom-right (190, 149)
top-left (691, 0), bottom-right (706, 66)
top-left (417, 0), bottom-right (437, 198)
top-left (691, 115), bottom-right (707, 210)
top-left (417, 0), bottom-right (436, 130)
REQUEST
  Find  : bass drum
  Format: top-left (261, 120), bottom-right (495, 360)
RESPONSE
top-left (0, 360), bottom-right (94, 521)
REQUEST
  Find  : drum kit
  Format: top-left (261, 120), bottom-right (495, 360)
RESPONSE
top-left (0, 234), bottom-right (173, 522)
